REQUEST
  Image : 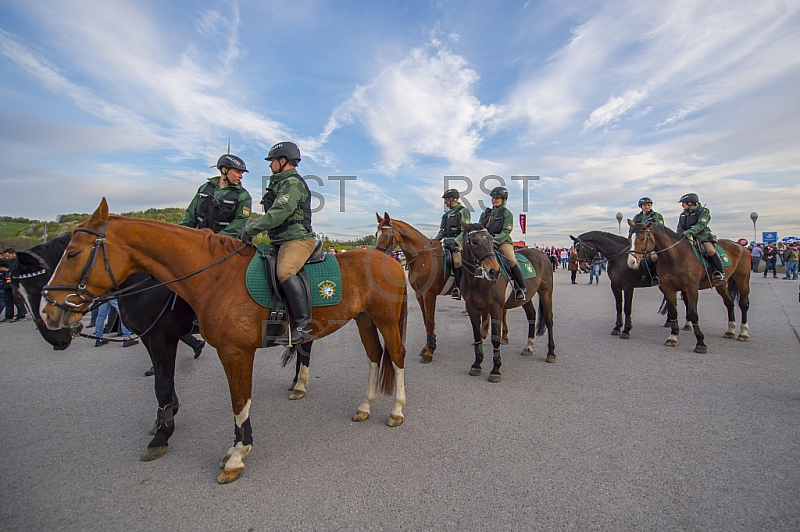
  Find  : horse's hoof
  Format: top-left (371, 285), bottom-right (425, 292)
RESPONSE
top-left (521, 349), bottom-right (533, 357)
top-left (352, 410), bottom-right (370, 422)
top-left (140, 445), bottom-right (168, 462)
top-left (288, 389), bottom-right (305, 400)
top-left (419, 355), bottom-right (433, 364)
top-left (487, 373), bottom-right (501, 383)
top-left (387, 415), bottom-right (404, 427)
top-left (694, 345), bottom-right (708, 354)
top-left (545, 354), bottom-right (556, 363)
top-left (219, 453), bottom-right (231, 469)
top-left (418, 348), bottom-right (428, 357)
top-left (683, 324), bottom-right (692, 331)
top-left (288, 383), bottom-right (296, 391)
top-left (723, 332), bottom-right (735, 339)
top-left (610, 329), bottom-right (620, 336)
top-left (737, 335), bottom-right (750, 342)
top-left (217, 466), bottom-right (244, 484)
top-left (619, 332), bottom-right (630, 339)
top-left (500, 337), bottom-right (509, 345)
top-left (469, 367), bottom-right (482, 376)
top-left (665, 340), bottom-right (678, 347)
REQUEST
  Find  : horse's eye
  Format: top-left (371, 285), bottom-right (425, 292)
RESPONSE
top-left (67, 250), bottom-right (80, 259)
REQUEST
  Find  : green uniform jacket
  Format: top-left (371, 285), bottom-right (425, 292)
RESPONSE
top-left (633, 210), bottom-right (665, 225)
top-left (433, 203), bottom-right (471, 246)
top-left (676, 205), bottom-right (712, 240)
top-left (246, 169), bottom-right (315, 245)
top-left (179, 176), bottom-right (252, 238)
top-left (480, 204), bottom-right (514, 247)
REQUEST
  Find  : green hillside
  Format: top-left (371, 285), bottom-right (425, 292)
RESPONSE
top-left (0, 222), bottom-right (28, 238)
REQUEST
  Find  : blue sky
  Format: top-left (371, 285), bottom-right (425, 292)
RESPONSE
top-left (1, 0), bottom-right (799, 245)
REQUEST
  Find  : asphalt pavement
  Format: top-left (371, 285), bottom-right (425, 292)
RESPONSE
top-left (1, 268), bottom-right (799, 531)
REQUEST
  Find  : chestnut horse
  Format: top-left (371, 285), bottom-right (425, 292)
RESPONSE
top-left (376, 213), bottom-right (514, 363)
top-left (627, 221), bottom-right (751, 353)
top-left (41, 199), bottom-right (408, 484)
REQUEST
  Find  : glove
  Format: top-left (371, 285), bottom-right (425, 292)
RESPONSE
top-left (240, 231), bottom-right (253, 245)
top-left (686, 234), bottom-right (694, 242)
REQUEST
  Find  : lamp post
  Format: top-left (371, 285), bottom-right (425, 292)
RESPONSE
top-left (750, 212), bottom-right (758, 243)
top-left (616, 212), bottom-right (623, 235)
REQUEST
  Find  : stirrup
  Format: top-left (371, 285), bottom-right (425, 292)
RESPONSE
top-left (712, 271), bottom-right (725, 281)
top-left (276, 327), bottom-right (311, 346)
top-left (651, 276), bottom-right (661, 286)
top-left (514, 288), bottom-right (526, 301)
top-left (451, 287), bottom-right (461, 300)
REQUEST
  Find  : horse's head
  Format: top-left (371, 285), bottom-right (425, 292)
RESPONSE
top-left (461, 222), bottom-right (500, 281)
top-left (41, 199), bottom-right (133, 330)
top-left (570, 235), bottom-right (592, 273)
top-left (627, 220), bottom-right (653, 269)
top-left (11, 249), bottom-right (76, 350)
top-left (375, 212), bottom-right (395, 254)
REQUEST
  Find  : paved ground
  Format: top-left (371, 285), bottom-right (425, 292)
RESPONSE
top-left (1, 269), bottom-right (798, 531)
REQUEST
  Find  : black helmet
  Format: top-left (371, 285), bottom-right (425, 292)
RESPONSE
top-left (489, 186), bottom-right (508, 200)
top-left (213, 154), bottom-right (248, 172)
top-left (679, 193), bottom-right (699, 204)
top-left (638, 197), bottom-right (652, 208)
top-left (442, 189), bottom-right (460, 199)
top-left (265, 142), bottom-right (301, 163)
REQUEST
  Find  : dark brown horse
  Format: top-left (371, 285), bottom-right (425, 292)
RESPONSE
top-left (449, 221), bottom-right (555, 382)
top-left (627, 221), bottom-right (751, 352)
top-left (41, 199), bottom-right (408, 484)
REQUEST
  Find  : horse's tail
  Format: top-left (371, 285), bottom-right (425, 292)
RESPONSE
top-left (379, 283), bottom-right (407, 396)
top-left (536, 297), bottom-right (547, 337)
top-left (659, 296), bottom-right (668, 316)
top-left (727, 276), bottom-right (740, 304)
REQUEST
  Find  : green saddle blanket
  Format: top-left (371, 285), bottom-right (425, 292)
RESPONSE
top-left (691, 244), bottom-right (732, 269)
top-left (498, 252), bottom-right (537, 282)
top-left (246, 245), bottom-right (342, 308)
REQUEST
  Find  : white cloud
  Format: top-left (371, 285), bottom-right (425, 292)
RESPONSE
top-left (583, 88), bottom-right (648, 132)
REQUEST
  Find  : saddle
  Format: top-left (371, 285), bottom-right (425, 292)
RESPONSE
top-left (245, 241), bottom-right (341, 347)
top-left (496, 252), bottom-right (537, 281)
top-left (690, 241), bottom-right (731, 269)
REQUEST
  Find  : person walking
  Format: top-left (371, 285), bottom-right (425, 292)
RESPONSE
top-left (783, 243), bottom-right (798, 280)
top-left (93, 299), bottom-right (138, 348)
top-left (750, 244), bottom-right (762, 272)
top-left (588, 252), bottom-right (603, 285)
top-left (568, 247), bottom-right (579, 284)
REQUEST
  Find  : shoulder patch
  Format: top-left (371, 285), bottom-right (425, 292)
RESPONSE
top-left (700, 217), bottom-right (709, 223)
top-left (277, 193), bottom-right (290, 204)
top-left (242, 206), bottom-right (250, 217)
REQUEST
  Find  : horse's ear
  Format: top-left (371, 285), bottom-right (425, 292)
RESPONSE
top-left (569, 235), bottom-right (577, 242)
top-left (644, 222), bottom-right (652, 229)
top-left (86, 198), bottom-right (110, 228)
top-left (376, 212), bottom-right (382, 223)
top-left (627, 219), bottom-right (634, 227)
top-left (383, 212), bottom-right (390, 222)
top-left (482, 216), bottom-right (490, 228)
top-left (461, 221), bottom-right (469, 231)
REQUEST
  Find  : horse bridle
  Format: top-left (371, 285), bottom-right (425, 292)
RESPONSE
top-left (628, 226), bottom-right (685, 261)
top-left (461, 228), bottom-right (496, 277)
top-left (42, 224), bottom-right (119, 313)
top-left (375, 220), bottom-right (438, 266)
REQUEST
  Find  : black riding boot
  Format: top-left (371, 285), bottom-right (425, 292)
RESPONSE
top-left (276, 275), bottom-right (312, 346)
top-left (510, 264), bottom-right (527, 300)
top-left (451, 266), bottom-right (462, 300)
top-left (709, 253), bottom-right (726, 281)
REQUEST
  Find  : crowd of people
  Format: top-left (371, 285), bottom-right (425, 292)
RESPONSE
top-left (748, 241), bottom-right (798, 280)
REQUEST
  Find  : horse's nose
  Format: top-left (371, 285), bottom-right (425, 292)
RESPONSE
top-left (627, 255), bottom-right (639, 269)
top-left (489, 267), bottom-right (500, 281)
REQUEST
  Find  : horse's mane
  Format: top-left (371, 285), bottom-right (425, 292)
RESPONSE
top-left (391, 218), bottom-right (430, 242)
top-left (639, 223), bottom-right (681, 240)
top-left (26, 233), bottom-right (71, 256)
top-left (580, 231), bottom-right (628, 245)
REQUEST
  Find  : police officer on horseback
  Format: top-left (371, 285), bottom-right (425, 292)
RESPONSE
top-left (180, 154), bottom-right (253, 237)
top-left (479, 186), bottom-right (527, 300)
top-left (677, 193), bottom-right (725, 282)
top-left (242, 142), bottom-right (315, 345)
top-left (633, 197), bottom-right (664, 286)
top-left (433, 189), bottom-right (470, 300)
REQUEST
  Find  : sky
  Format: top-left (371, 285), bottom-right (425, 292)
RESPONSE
top-left (1, 0), bottom-right (799, 245)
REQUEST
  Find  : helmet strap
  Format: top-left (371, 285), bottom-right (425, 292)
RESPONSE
top-left (220, 168), bottom-right (230, 187)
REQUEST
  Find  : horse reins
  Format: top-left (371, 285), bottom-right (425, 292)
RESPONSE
top-left (375, 221), bottom-right (439, 266)
top-left (461, 228), bottom-right (496, 277)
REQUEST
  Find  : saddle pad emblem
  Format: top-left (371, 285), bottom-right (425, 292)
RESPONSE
top-left (319, 280), bottom-right (336, 299)
top-left (524, 263), bottom-right (534, 274)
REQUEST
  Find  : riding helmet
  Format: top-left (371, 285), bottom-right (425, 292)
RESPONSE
top-left (442, 189), bottom-right (460, 199)
top-left (213, 154), bottom-right (248, 172)
top-left (679, 192), bottom-right (699, 204)
top-left (265, 142), bottom-right (301, 164)
top-left (489, 186), bottom-right (508, 200)
top-left (638, 197), bottom-right (652, 208)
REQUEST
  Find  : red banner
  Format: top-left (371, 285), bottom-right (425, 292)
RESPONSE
top-left (519, 214), bottom-right (526, 234)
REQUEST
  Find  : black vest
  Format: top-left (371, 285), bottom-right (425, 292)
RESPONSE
top-left (260, 173), bottom-right (313, 239)
top-left (677, 209), bottom-right (701, 233)
top-left (440, 205), bottom-right (465, 239)
top-left (195, 182), bottom-right (241, 234)
top-left (479, 208), bottom-right (505, 236)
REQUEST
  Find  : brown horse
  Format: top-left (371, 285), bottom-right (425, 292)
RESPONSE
top-left (627, 221), bottom-right (751, 352)
top-left (375, 213), bottom-right (516, 362)
top-left (41, 199), bottom-right (408, 484)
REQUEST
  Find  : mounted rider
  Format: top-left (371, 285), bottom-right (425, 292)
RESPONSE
top-left (676, 193), bottom-right (725, 282)
top-left (478, 186), bottom-right (526, 300)
top-left (632, 197), bottom-right (664, 286)
top-left (180, 154), bottom-right (253, 237)
top-left (242, 142), bottom-right (315, 345)
top-left (433, 189), bottom-right (470, 300)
